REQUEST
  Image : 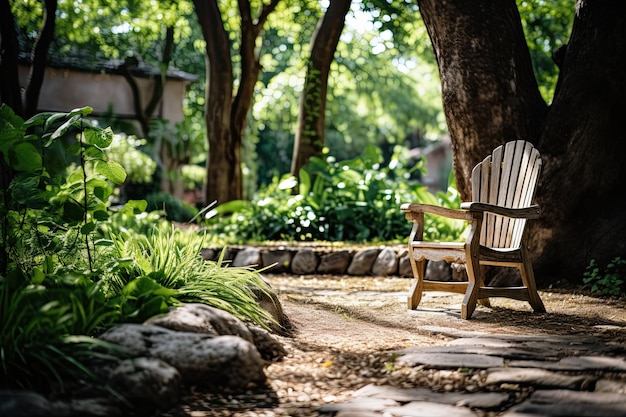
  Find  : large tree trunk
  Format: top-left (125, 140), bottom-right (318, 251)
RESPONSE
top-left (193, 0), bottom-right (238, 205)
top-left (535, 1), bottom-right (626, 281)
top-left (24, 0), bottom-right (57, 118)
top-left (290, 0), bottom-right (352, 178)
top-left (194, 0), bottom-right (279, 205)
top-left (418, 0), bottom-right (626, 285)
top-left (418, 0), bottom-right (548, 197)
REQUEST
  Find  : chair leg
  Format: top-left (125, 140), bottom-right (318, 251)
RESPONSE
top-left (407, 257), bottom-right (425, 310)
top-left (519, 247), bottom-right (546, 313)
top-left (462, 252), bottom-right (481, 319)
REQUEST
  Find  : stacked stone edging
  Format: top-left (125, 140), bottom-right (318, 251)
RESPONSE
top-left (200, 244), bottom-right (415, 277)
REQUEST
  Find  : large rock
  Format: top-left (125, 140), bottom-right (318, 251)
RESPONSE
top-left (347, 247), bottom-right (380, 275)
top-left (291, 247), bottom-right (319, 275)
top-left (232, 247), bottom-right (262, 267)
top-left (100, 324), bottom-right (267, 388)
top-left (0, 390), bottom-right (55, 417)
top-left (147, 303), bottom-right (254, 343)
top-left (107, 357), bottom-right (182, 411)
top-left (371, 247), bottom-right (398, 276)
top-left (318, 250), bottom-right (352, 274)
top-left (261, 249), bottom-right (293, 273)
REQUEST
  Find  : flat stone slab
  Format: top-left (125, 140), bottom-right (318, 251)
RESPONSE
top-left (318, 397), bottom-right (398, 413)
top-left (485, 367), bottom-right (595, 389)
top-left (354, 384), bottom-right (509, 409)
top-left (383, 401), bottom-right (477, 417)
top-left (397, 352), bottom-right (504, 369)
top-left (501, 389), bottom-right (626, 417)
top-left (596, 379), bottom-right (626, 394)
top-left (396, 345), bottom-right (559, 361)
top-left (511, 355), bottom-right (626, 371)
top-left (418, 327), bottom-right (601, 345)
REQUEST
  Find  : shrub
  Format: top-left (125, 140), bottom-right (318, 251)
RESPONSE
top-left (204, 145), bottom-right (466, 244)
top-left (0, 104), bottom-right (274, 393)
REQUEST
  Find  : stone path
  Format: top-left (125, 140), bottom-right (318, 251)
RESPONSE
top-left (316, 328), bottom-right (626, 416)
top-left (263, 275), bottom-right (626, 417)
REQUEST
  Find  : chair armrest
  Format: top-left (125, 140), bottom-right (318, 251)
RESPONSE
top-left (400, 203), bottom-right (472, 221)
top-left (460, 202), bottom-right (540, 219)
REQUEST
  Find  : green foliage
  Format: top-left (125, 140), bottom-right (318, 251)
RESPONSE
top-left (517, 0), bottom-right (574, 103)
top-left (205, 145), bottom-right (466, 244)
top-left (107, 134), bottom-right (157, 184)
top-left (145, 192), bottom-right (198, 223)
top-left (0, 105), bottom-right (276, 393)
top-left (181, 164), bottom-right (205, 191)
top-left (0, 271), bottom-right (128, 392)
top-left (582, 257), bottom-right (626, 297)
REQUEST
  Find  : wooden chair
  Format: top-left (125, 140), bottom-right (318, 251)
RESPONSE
top-left (400, 140), bottom-right (546, 319)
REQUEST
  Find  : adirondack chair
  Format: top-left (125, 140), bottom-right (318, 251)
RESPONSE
top-left (400, 140), bottom-right (546, 319)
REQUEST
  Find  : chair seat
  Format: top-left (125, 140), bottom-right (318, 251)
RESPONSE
top-left (408, 241), bottom-right (467, 264)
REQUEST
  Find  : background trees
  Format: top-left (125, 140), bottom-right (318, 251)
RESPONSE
top-left (3, 0), bottom-right (622, 286)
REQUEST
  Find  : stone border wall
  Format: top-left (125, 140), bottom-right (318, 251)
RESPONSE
top-left (201, 244), bottom-right (415, 278)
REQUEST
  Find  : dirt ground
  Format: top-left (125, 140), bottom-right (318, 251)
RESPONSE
top-left (161, 275), bottom-right (626, 417)
top-left (269, 274), bottom-right (626, 344)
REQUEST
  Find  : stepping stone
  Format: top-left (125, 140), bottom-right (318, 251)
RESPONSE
top-left (397, 345), bottom-right (557, 361)
top-left (318, 397), bottom-right (398, 413)
top-left (398, 352), bottom-right (504, 369)
top-left (485, 367), bottom-right (595, 389)
top-left (502, 389), bottom-right (626, 417)
top-left (384, 401), bottom-right (477, 417)
top-left (511, 355), bottom-right (626, 372)
top-left (354, 384), bottom-right (509, 409)
top-left (596, 379), bottom-right (626, 394)
top-left (557, 356), bottom-right (626, 371)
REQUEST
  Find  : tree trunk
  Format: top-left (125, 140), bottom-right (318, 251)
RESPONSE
top-left (193, 0), bottom-right (238, 206)
top-left (534, 0), bottom-right (626, 281)
top-left (417, 0), bottom-right (626, 285)
top-left (418, 0), bottom-right (548, 198)
top-left (194, 0), bottom-right (279, 205)
top-left (290, 0), bottom-right (352, 178)
top-left (24, 0), bottom-right (57, 118)
top-left (0, 0), bottom-right (23, 116)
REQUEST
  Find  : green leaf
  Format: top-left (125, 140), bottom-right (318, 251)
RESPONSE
top-left (92, 210), bottom-right (109, 221)
top-left (68, 107), bottom-right (93, 117)
top-left (62, 200), bottom-right (85, 222)
top-left (84, 126), bottom-right (113, 148)
top-left (124, 200), bottom-right (148, 214)
top-left (299, 169), bottom-right (311, 196)
top-left (51, 114), bottom-right (81, 140)
top-left (0, 105), bottom-right (26, 151)
top-left (7, 142), bottom-right (42, 172)
top-left (80, 222), bottom-right (96, 234)
top-left (95, 160), bottom-right (127, 184)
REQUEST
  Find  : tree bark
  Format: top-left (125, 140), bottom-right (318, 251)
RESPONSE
top-left (193, 0), bottom-right (237, 206)
top-left (0, 0), bottom-right (23, 116)
top-left (290, 0), bottom-right (352, 178)
top-left (534, 0), bottom-right (626, 281)
top-left (24, 0), bottom-right (57, 118)
top-left (417, 0), bottom-right (626, 284)
top-left (418, 0), bottom-right (548, 197)
top-left (194, 0), bottom-right (279, 205)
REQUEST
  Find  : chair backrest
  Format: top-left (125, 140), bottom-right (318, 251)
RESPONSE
top-left (471, 140), bottom-right (542, 249)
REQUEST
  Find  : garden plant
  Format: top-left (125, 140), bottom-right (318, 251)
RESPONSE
top-left (0, 104), bottom-right (275, 394)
